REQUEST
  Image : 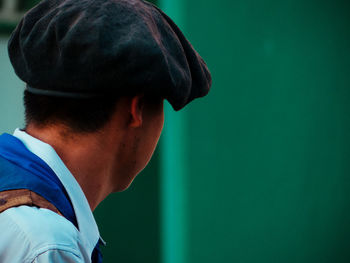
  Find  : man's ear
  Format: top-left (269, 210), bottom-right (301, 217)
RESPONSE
top-left (129, 95), bottom-right (145, 128)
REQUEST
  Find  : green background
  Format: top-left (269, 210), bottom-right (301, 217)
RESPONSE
top-left (1, 0), bottom-right (350, 262)
top-left (183, 0), bottom-right (350, 262)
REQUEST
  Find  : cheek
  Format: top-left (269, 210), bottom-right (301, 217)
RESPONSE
top-left (144, 113), bottom-right (164, 161)
top-left (138, 110), bottom-right (164, 169)
top-left (153, 112), bottom-right (164, 144)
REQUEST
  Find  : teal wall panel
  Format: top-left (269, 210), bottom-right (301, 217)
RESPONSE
top-left (158, 1), bottom-right (189, 263)
top-left (183, 0), bottom-right (350, 262)
top-left (0, 38), bottom-right (24, 132)
top-left (160, 103), bottom-right (189, 263)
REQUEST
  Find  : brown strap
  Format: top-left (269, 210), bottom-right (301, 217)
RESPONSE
top-left (0, 189), bottom-right (63, 216)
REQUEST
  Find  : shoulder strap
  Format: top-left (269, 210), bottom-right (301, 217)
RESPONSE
top-left (0, 189), bottom-right (63, 216)
top-left (0, 190), bottom-right (103, 263)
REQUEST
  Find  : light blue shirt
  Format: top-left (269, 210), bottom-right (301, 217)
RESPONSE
top-left (0, 129), bottom-right (103, 262)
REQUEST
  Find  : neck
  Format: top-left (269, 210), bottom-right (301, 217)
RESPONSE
top-left (25, 124), bottom-right (124, 211)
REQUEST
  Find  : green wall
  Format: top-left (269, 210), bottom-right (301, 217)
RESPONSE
top-left (181, 0), bottom-right (350, 262)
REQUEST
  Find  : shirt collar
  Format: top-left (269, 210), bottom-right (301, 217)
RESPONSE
top-left (13, 128), bottom-right (102, 255)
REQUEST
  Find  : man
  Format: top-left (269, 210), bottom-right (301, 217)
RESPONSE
top-left (0, 0), bottom-right (211, 262)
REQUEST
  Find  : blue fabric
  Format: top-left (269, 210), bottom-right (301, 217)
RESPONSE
top-left (91, 240), bottom-right (104, 263)
top-left (0, 133), bottom-right (103, 262)
top-left (0, 133), bottom-right (78, 228)
top-left (0, 133), bottom-right (102, 262)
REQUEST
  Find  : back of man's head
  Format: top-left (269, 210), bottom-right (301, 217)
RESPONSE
top-left (9, 0), bottom-right (211, 129)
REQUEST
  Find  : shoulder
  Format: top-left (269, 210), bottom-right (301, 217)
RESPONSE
top-left (0, 206), bottom-right (84, 263)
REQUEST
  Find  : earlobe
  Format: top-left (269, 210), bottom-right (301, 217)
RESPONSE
top-left (129, 95), bottom-right (144, 128)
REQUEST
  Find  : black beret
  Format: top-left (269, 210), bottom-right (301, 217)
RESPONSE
top-left (8, 0), bottom-right (211, 110)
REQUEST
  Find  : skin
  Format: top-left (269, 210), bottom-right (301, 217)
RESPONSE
top-left (26, 95), bottom-right (164, 211)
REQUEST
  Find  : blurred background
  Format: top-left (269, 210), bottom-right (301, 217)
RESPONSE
top-left (1, 0), bottom-right (350, 262)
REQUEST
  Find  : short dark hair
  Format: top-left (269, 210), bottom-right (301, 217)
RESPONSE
top-left (24, 90), bottom-right (119, 133)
